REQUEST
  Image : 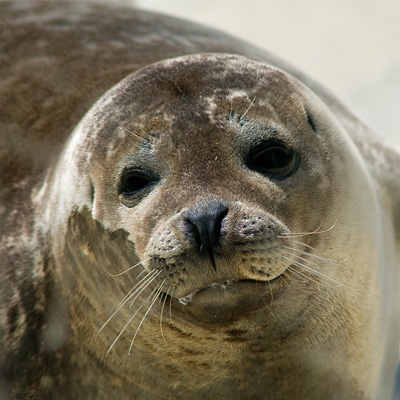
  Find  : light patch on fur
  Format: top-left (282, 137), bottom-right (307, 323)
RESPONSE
top-left (32, 177), bottom-right (49, 205)
top-left (9, 2), bottom-right (94, 26)
top-left (227, 90), bottom-right (251, 101)
top-left (35, 123), bottom-right (93, 236)
top-left (131, 32), bottom-right (197, 48)
top-left (204, 95), bottom-right (218, 123)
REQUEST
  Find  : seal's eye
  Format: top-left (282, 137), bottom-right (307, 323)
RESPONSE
top-left (247, 140), bottom-right (299, 179)
top-left (120, 169), bottom-right (152, 196)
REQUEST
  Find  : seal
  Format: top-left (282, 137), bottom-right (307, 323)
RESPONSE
top-left (1, 2), bottom-right (399, 400)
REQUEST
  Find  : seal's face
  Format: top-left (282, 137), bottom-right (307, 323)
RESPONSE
top-left (50, 54), bottom-right (378, 336)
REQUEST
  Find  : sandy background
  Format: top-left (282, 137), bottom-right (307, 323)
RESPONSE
top-left (129, 0), bottom-right (400, 147)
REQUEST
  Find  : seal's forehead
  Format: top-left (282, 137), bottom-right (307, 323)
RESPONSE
top-left (122, 53), bottom-right (296, 101)
top-left (134, 54), bottom-right (308, 129)
top-left (85, 53), bottom-right (313, 163)
top-left (104, 53), bottom-right (305, 133)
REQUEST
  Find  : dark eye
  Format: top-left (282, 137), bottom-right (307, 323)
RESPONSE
top-left (247, 141), bottom-right (299, 179)
top-left (119, 169), bottom-right (153, 196)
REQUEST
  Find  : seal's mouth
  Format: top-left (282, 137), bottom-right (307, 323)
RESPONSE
top-left (172, 277), bottom-right (282, 306)
top-left (177, 280), bottom-right (235, 305)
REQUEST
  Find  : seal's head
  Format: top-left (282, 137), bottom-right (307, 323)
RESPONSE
top-left (39, 55), bottom-right (381, 390)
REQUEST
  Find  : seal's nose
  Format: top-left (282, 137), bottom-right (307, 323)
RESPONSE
top-left (185, 201), bottom-right (228, 263)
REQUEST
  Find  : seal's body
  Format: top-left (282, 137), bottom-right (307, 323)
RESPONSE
top-left (1, 2), bottom-right (399, 399)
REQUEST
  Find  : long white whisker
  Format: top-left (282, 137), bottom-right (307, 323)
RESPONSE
top-left (99, 269), bottom-right (158, 332)
top-left (169, 287), bottom-right (174, 324)
top-left (160, 285), bottom-right (171, 344)
top-left (119, 269), bottom-right (157, 307)
top-left (118, 123), bottom-right (149, 143)
top-left (108, 257), bottom-right (151, 277)
top-left (284, 240), bottom-right (349, 263)
top-left (240, 96), bottom-right (256, 120)
top-left (134, 268), bottom-right (148, 283)
top-left (281, 253), bottom-right (344, 286)
top-left (279, 218), bottom-right (337, 238)
top-left (265, 258), bottom-right (286, 277)
top-left (287, 265), bottom-right (336, 288)
top-left (285, 266), bottom-right (308, 283)
top-left (267, 279), bottom-right (274, 304)
top-left (282, 248), bottom-right (341, 277)
top-left (104, 273), bottom-right (162, 356)
top-left (282, 245), bottom-right (338, 266)
top-left (105, 298), bottom-right (148, 356)
top-left (151, 279), bottom-right (166, 302)
top-left (129, 281), bottom-right (165, 354)
top-left (284, 250), bottom-right (368, 291)
top-left (281, 253), bottom-right (361, 290)
top-left (128, 271), bottom-right (162, 308)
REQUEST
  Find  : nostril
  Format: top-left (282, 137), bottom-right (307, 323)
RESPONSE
top-left (185, 202), bottom-right (228, 253)
top-left (213, 204), bottom-right (228, 241)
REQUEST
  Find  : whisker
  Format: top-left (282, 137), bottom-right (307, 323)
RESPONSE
top-left (267, 279), bottom-right (273, 305)
top-left (169, 287), bottom-right (174, 324)
top-left (279, 218), bottom-right (337, 238)
top-left (99, 269), bottom-right (158, 332)
top-left (108, 257), bottom-right (150, 277)
top-left (284, 240), bottom-right (349, 263)
top-left (283, 249), bottom-right (367, 291)
top-left (119, 269), bottom-right (157, 307)
top-left (279, 221), bottom-right (323, 237)
top-left (287, 265), bottom-right (331, 288)
top-left (282, 248), bottom-right (342, 277)
top-left (128, 271), bottom-right (161, 308)
top-left (284, 267), bottom-right (308, 283)
top-left (240, 96), bottom-right (256, 120)
top-left (160, 285), bottom-right (171, 343)
top-left (266, 258), bottom-right (284, 277)
top-left (282, 245), bottom-right (339, 266)
top-left (104, 273), bottom-right (162, 356)
top-left (129, 281), bottom-right (165, 354)
top-left (118, 123), bottom-right (149, 143)
top-left (105, 297), bottom-right (149, 356)
top-left (134, 268), bottom-right (148, 282)
top-left (281, 252), bottom-right (341, 284)
top-left (287, 259), bottom-right (343, 288)
top-left (281, 253), bottom-right (361, 290)
top-left (151, 280), bottom-right (165, 303)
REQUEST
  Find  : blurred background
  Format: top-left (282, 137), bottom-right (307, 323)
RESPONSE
top-left (126, 0), bottom-right (400, 147)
